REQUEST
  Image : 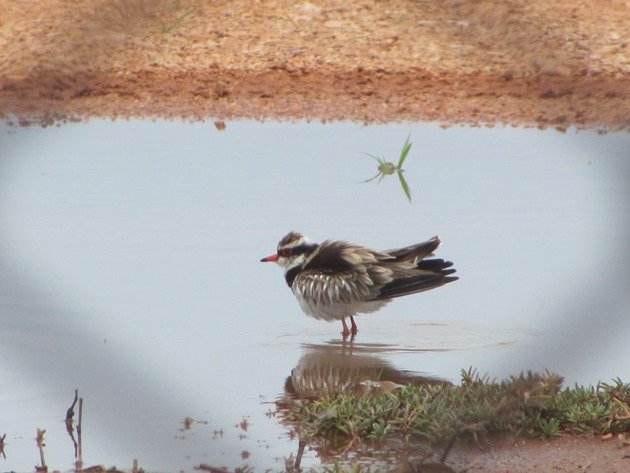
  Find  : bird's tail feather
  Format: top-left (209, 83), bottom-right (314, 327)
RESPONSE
top-left (375, 273), bottom-right (458, 300)
top-left (373, 254), bottom-right (458, 301)
top-left (385, 236), bottom-right (441, 262)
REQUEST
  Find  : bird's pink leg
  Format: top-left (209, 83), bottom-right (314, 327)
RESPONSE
top-left (350, 316), bottom-right (358, 335)
top-left (341, 318), bottom-right (351, 338)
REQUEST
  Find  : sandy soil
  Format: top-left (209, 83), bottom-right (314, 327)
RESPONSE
top-left (0, 0), bottom-right (628, 129)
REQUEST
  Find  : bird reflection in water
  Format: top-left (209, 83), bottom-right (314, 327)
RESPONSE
top-left (285, 339), bottom-right (448, 399)
top-left (276, 338), bottom-right (453, 470)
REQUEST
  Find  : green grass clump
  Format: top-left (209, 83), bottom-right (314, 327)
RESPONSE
top-left (293, 369), bottom-right (630, 444)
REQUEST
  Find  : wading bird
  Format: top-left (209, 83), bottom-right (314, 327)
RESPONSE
top-left (261, 232), bottom-right (458, 337)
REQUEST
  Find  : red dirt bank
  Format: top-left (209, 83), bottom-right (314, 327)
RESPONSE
top-left (0, 0), bottom-right (628, 129)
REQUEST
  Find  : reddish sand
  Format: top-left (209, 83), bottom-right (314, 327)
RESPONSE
top-left (1, 0), bottom-right (628, 129)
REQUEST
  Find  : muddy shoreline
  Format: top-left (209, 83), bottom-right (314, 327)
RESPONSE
top-left (438, 436), bottom-right (630, 473)
top-left (3, 67), bottom-right (629, 130)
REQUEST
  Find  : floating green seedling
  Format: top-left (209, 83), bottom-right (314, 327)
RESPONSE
top-left (362, 134), bottom-right (412, 202)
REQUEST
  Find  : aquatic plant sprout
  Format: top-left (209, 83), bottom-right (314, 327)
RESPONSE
top-left (362, 134), bottom-right (412, 202)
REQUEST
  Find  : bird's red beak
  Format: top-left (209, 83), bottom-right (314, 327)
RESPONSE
top-left (260, 253), bottom-right (279, 263)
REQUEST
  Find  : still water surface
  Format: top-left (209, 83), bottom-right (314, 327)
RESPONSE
top-left (0, 120), bottom-right (628, 471)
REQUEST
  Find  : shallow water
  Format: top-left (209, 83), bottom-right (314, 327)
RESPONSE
top-left (0, 120), bottom-right (628, 471)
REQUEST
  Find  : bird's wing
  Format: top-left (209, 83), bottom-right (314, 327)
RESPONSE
top-left (372, 237), bottom-right (458, 300)
top-left (297, 240), bottom-right (394, 305)
top-left (383, 236), bottom-right (441, 263)
top-left (370, 254), bottom-right (458, 301)
top-left (372, 272), bottom-right (458, 300)
top-left (302, 240), bottom-right (392, 271)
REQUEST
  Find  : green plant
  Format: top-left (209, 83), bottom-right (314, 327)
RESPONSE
top-left (362, 134), bottom-right (412, 202)
top-left (537, 417), bottom-right (561, 438)
top-left (281, 370), bottom-right (630, 449)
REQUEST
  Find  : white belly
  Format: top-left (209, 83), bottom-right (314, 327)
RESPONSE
top-left (294, 291), bottom-right (390, 322)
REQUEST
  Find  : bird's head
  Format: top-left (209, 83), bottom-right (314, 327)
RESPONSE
top-left (260, 231), bottom-right (317, 271)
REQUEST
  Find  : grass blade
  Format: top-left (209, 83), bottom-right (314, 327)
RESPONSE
top-left (397, 134), bottom-right (412, 169)
top-left (398, 171), bottom-right (412, 202)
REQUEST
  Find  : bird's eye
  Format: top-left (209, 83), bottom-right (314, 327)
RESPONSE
top-left (278, 248), bottom-right (292, 257)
